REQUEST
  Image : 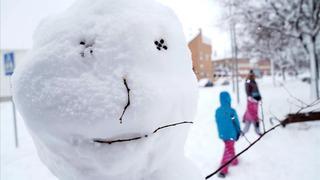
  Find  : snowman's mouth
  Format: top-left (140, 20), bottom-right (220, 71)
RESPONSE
top-left (93, 121), bottom-right (193, 145)
top-left (92, 78), bottom-right (193, 145)
top-left (119, 78), bottom-right (131, 124)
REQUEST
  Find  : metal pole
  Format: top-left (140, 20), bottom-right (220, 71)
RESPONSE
top-left (233, 23), bottom-right (240, 104)
top-left (229, 1), bottom-right (235, 93)
top-left (12, 100), bottom-right (19, 148)
top-left (9, 76), bottom-right (19, 148)
top-left (232, 50), bottom-right (236, 93)
top-left (268, 41), bottom-right (276, 86)
top-left (229, 0), bottom-right (240, 104)
top-left (260, 101), bottom-right (266, 132)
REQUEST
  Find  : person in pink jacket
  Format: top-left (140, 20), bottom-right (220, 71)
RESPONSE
top-left (242, 70), bottom-right (262, 135)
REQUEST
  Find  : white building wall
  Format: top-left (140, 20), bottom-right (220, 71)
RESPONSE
top-left (0, 49), bottom-right (28, 97)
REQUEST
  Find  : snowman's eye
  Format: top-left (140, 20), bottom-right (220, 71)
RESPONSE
top-left (79, 40), bottom-right (94, 57)
top-left (154, 38), bottom-right (168, 51)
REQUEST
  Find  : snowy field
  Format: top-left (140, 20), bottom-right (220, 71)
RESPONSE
top-left (1, 77), bottom-right (320, 180)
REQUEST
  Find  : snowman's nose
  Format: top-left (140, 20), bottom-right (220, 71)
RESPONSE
top-left (119, 78), bottom-right (131, 124)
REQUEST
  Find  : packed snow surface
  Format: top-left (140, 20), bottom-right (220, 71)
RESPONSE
top-left (11, 0), bottom-right (201, 180)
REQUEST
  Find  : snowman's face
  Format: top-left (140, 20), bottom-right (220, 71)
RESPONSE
top-left (13, 0), bottom-right (197, 148)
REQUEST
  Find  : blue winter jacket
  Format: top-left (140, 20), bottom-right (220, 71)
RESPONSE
top-left (215, 91), bottom-right (241, 141)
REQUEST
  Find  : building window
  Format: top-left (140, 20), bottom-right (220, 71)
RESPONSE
top-left (200, 52), bottom-right (203, 61)
top-left (200, 64), bottom-right (204, 69)
top-left (205, 54), bottom-right (210, 60)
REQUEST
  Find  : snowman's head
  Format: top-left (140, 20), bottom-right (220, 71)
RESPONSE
top-left (13, 0), bottom-right (198, 177)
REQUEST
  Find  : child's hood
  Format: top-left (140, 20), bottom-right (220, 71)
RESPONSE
top-left (219, 91), bottom-right (231, 107)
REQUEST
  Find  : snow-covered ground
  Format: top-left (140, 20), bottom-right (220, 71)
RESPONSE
top-left (1, 77), bottom-right (320, 180)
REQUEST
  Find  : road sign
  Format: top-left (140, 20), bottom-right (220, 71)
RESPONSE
top-left (4, 52), bottom-right (15, 76)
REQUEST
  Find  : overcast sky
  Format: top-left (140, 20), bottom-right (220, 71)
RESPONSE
top-left (0, 0), bottom-right (231, 58)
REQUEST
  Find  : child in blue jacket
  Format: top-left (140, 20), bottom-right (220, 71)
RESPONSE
top-left (215, 91), bottom-right (241, 178)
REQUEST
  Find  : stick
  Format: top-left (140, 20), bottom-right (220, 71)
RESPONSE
top-left (93, 121), bottom-right (193, 145)
top-left (119, 78), bottom-right (130, 124)
top-left (230, 115), bottom-right (251, 144)
top-left (153, 121), bottom-right (193, 133)
top-left (206, 124), bottom-right (281, 179)
top-left (260, 101), bottom-right (266, 132)
top-left (206, 98), bottom-right (320, 179)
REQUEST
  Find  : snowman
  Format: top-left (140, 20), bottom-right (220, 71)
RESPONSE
top-left (12, 0), bottom-right (202, 179)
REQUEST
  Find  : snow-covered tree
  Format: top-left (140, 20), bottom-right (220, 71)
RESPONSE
top-left (223, 0), bottom-right (320, 99)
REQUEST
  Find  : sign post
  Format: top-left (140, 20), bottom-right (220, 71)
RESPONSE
top-left (4, 52), bottom-right (15, 76)
top-left (3, 52), bottom-right (18, 148)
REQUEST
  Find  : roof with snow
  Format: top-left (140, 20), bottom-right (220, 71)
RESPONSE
top-left (187, 28), bottom-right (211, 46)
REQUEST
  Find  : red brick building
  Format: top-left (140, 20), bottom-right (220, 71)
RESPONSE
top-left (188, 30), bottom-right (214, 82)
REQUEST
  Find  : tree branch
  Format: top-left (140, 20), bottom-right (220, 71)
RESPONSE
top-left (282, 85), bottom-right (308, 106)
top-left (205, 123), bottom-right (281, 179)
top-left (270, 2), bottom-right (287, 21)
top-left (313, 1), bottom-right (320, 36)
top-left (281, 112), bottom-right (320, 126)
top-left (205, 98), bottom-right (319, 179)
